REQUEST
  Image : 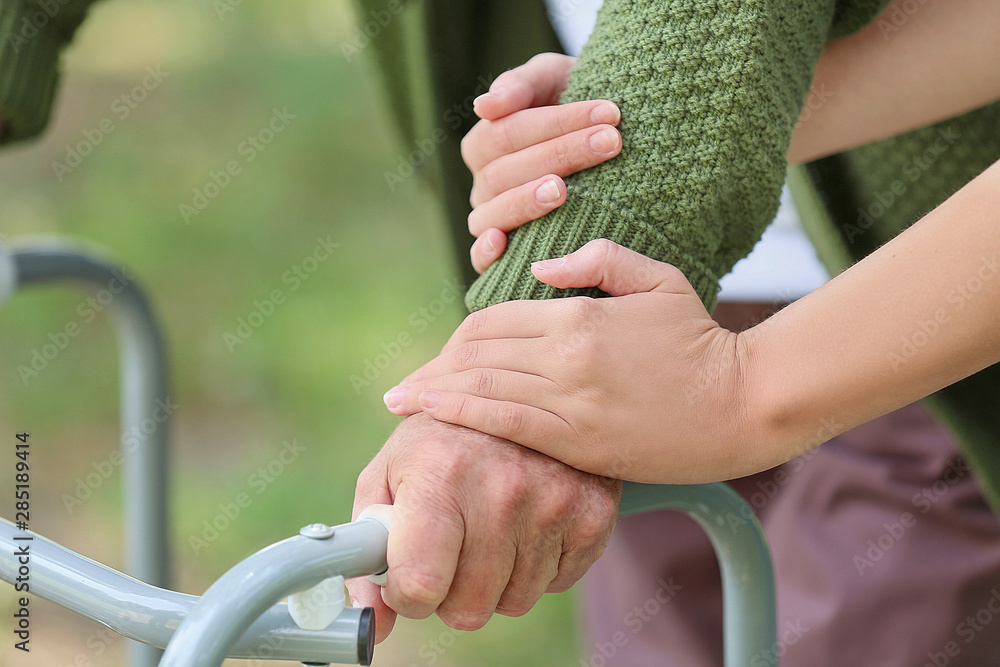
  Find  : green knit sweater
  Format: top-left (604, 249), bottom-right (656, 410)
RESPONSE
top-left (5, 0), bottom-right (1000, 513)
top-left (356, 0), bottom-right (891, 312)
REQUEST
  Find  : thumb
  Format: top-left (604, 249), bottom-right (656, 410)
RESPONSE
top-left (530, 239), bottom-right (690, 296)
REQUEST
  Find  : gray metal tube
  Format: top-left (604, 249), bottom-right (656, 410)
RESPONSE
top-left (158, 518), bottom-right (388, 667)
top-left (619, 481), bottom-right (777, 666)
top-left (163, 485), bottom-right (772, 667)
top-left (0, 518), bottom-right (371, 663)
top-left (12, 241), bottom-right (171, 667)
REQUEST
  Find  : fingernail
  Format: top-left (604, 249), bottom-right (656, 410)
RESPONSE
top-left (535, 179), bottom-right (560, 204)
top-left (485, 231), bottom-right (498, 253)
top-left (475, 87), bottom-right (504, 105)
top-left (383, 386), bottom-right (404, 410)
top-left (590, 102), bottom-right (620, 125)
top-left (350, 596), bottom-right (360, 609)
top-left (588, 128), bottom-right (619, 154)
top-left (419, 390), bottom-right (441, 409)
top-left (532, 256), bottom-right (568, 271)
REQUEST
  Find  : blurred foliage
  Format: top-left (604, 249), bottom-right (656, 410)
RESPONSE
top-left (0, 1), bottom-right (578, 665)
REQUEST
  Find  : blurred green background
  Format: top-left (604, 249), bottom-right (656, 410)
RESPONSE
top-left (0, 1), bottom-right (579, 665)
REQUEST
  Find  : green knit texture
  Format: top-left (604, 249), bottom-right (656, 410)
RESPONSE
top-left (467, 0), bottom-right (894, 313)
top-left (839, 104), bottom-right (1000, 252)
top-left (0, 0), bottom-right (98, 144)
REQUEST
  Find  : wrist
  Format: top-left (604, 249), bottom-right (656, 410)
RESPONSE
top-left (734, 321), bottom-right (815, 473)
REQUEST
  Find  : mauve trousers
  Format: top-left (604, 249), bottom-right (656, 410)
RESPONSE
top-left (580, 402), bottom-right (1000, 666)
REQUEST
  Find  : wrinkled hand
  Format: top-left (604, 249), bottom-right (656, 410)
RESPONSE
top-left (383, 240), bottom-right (767, 484)
top-left (348, 412), bottom-right (621, 643)
top-left (464, 53), bottom-right (622, 273)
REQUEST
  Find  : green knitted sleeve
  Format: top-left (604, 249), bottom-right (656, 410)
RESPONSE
top-left (0, 0), bottom-right (100, 145)
top-left (466, 0), bottom-right (885, 312)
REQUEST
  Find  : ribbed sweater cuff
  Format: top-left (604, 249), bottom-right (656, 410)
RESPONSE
top-left (0, 1), bottom-right (64, 144)
top-left (465, 190), bottom-right (720, 312)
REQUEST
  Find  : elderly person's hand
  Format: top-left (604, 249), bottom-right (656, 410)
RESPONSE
top-left (348, 412), bottom-right (622, 643)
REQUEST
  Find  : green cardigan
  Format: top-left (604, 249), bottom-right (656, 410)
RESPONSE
top-left (5, 0), bottom-right (1000, 513)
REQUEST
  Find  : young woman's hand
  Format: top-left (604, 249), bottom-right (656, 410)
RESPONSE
top-left (464, 54), bottom-right (622, 273)
top-left (382, 240), bottom-right (767, 484)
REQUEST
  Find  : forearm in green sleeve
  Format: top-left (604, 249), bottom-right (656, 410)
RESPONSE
top-left (0, 0), bottom-right (101, 145)
top-left (467, 0), bottom-right (887, 312)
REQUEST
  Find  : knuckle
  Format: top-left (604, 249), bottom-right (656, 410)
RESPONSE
top-left (539, 479), bottom-right (578, 515)
top-left (526, 52), bottom-right (549, 67)
top-left (576, 509), bottom-right (614, 546)
top-left (551, 139), bottom-right (577, 173)
top-left (460, 310), bottom-right (488, 338)
top-left (533, 496), bottom-right (575, 534)
top-left (555, 107), bottom-right (581, 138)
top-left (449, 392), bottom-right (475, 426)
top-left (496, 604), bottom-right (532, 618)
top-left (491, 475), bottom-right (529, 518)
top-left (529, 51), bottom-right (569, 74)
top-left (467, 208), bottom-right (483, 235)
top-left (459, 130), bottom-right (476, 168)
top-left (564, 296), bottom-right (596, 323)
top-left (477, 161), bottom-right (503, 199)
top-left (496, 579), bottom-right (547, 617)
top-left (548, 556), bottom-right (599, 596)
top-left (452, 342), bottom-right (482, 371)
top-left (548, 554), bottom-right (593, 593)
top-left (470, 177), bottom-right (484, 208)
top-left (434, 446), bottom-right (472, 480)
top-left (491, 69), bottom-right (516, 89)
top-left (354, 462), bottom-right (380, 494)
top-left (574, 490), bottom-right (619, 547)
top-left (438, 608), bottom-right (492, 632)
top-left (492, 119), bottom-right (517, 156)
top-left (466, 368), bottom-right (494, 395)
top-left (393, 566), bottom-right (451, 610)
top-left (546, 577), bottom-right (576, 594)
top-left (407, 446), bottom-right (469, 492)
top-left (492, 403), bottom-right (524, 437)
top-left (589, 238), bottom-right (616, 257)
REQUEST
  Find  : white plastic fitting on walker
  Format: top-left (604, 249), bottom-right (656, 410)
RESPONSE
top-left (356, 504), bottom-right (393, 586)
top-left (287, 575), bottom-right (346, 631)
